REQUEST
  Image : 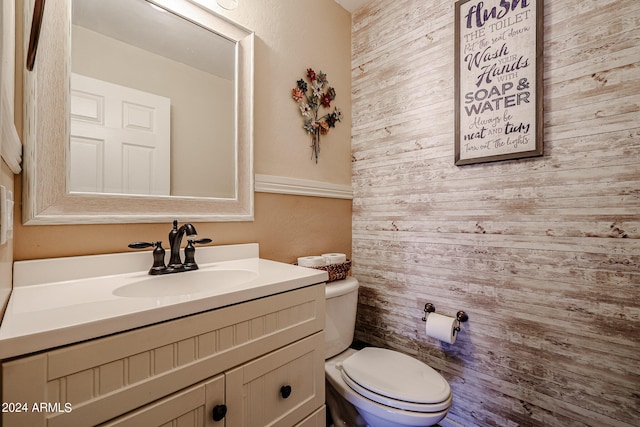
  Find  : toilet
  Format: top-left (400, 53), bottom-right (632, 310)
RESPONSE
top-left (325, 277), bottom-right (452, 427)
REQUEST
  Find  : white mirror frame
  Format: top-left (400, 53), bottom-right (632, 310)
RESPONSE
top-left (22, 0), bottom-right (254, 225)
top-left (1, 0), bottom-right (22, 174)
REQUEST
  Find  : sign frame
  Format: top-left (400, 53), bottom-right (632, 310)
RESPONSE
top-left (454, 0), bottom-right (544, 166)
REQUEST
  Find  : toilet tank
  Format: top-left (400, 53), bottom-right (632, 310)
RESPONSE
top-left (325, 277), bottom-right (359, 359)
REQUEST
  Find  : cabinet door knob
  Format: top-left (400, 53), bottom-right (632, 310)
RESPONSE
top-left (280, 384), bottom-right (292, 399)
top-left (212, 404), bottom-right (227, 421)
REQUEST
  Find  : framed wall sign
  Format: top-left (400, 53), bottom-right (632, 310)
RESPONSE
top-left (454, 0), bottom-right (543, 166)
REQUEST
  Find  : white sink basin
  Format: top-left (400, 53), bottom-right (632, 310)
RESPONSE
top-left (113, 269), bottom-right (259, 298)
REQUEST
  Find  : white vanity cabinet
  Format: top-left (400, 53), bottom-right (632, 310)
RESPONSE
top-left (2, 284), bottom-right (326, 427)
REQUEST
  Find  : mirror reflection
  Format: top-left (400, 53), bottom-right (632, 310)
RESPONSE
top-left (71, 0), bottom-right (237, 198)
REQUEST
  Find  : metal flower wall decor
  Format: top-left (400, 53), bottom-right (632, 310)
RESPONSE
top-left (292, 68), bottom-right (342, 163)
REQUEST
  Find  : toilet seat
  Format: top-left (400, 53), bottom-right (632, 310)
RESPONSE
top-left (340, 347), bottom-right (452, 413)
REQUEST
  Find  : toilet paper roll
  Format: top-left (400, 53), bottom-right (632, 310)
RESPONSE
top-left (297, 256), bottom-right (326, 268)
top-left (425, 313), bottom-right (459, 344)
top-left (321, 253), bottom-right (347, 264)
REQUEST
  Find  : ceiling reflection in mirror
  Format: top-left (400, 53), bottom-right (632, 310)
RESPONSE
top-left (71, 0), bottom-right (237, 198)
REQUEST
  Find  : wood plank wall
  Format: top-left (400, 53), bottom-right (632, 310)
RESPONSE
top-left (350, 0), bottom-right (640, 426)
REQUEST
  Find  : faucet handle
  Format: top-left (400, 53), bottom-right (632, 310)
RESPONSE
top-left (192, 238), bottom-right (212, 245)
top-left (128, 241), bottom-right (167, 275)
top-left (128, 241), bottom-right (156, 249)
top-left (183, 238), bottom-right (212, 271)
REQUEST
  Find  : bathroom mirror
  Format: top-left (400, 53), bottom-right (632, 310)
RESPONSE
top-left (22, 0), bottom-right (254, 224)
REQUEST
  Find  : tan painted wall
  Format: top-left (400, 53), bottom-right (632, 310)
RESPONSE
top-left (234, 0), bottom-right (352, 185)
top-left (14, 191), bottom-right (352, 262)
top-left (351, 0), bottom-right (639, 426)
top-left (13, 0), bottom-right (352, 264)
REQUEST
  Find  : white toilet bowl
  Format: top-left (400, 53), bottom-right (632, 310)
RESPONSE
top-left (326, 348), bottom-right (451, 427)
top-left (324, 277), bottom-right (452, 427)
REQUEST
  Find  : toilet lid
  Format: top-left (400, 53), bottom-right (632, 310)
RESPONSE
top-left (341, 347), bottom-right (451, 406)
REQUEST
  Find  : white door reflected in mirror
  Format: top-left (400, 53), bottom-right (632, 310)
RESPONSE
top-left (70, 73), bottom-right (171, 195)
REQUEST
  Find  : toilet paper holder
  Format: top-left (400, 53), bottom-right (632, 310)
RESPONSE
top-left (421, 303), bottom-right (469, 326)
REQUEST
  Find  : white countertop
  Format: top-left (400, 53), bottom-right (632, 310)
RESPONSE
top-left (0, 244), bottom-right (328, 359)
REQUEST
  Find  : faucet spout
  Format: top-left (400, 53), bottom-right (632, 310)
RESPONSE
top-left (167, 220), bottom-right (198, 272)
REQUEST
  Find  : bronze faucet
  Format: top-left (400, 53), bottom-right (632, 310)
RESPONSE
top-left (129, 220), bottom-right (211, 275)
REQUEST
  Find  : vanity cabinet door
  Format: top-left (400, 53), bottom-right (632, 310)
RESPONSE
top-left (294, 406), bottom-right (326, 427)
top-left (225, 332), bottom-right (324, 427)
top-left (99, 374), bottom-right (226, 427)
